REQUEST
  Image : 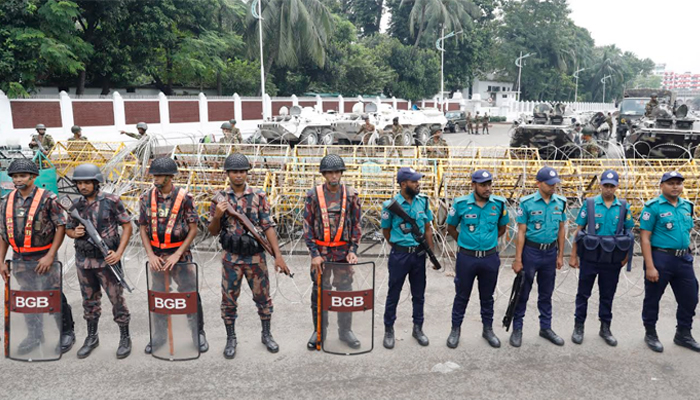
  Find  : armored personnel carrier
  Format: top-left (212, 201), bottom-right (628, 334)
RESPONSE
top-left (624, 103), bottom-right (700, 158)
top-left (510, 103), bottom-right (580, 159)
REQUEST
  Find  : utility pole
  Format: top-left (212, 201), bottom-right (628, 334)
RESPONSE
top-left (601, 75), bottom-right (612, 103)
top-left (515, 52), bottom-right (532, 101)
top-left (573, 68), bottom-right (586, 102)
top-left (436, 29), bottom-right (463, 112)
top-left (253, 0), bottom-right (266, 118)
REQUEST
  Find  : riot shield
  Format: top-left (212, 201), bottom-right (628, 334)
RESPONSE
top-left (6, 260), bottom-right (63, 362)
top-left (146, 262), bottom-right (200, 361)
top-left (321, 261), bottom-right (375, 355)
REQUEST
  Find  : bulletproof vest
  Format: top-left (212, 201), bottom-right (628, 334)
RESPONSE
top-left (575, 198), bottom-right (633, 265)
top-left (74, 198), bottom-right (120, 259)
top-left (220, 193), bottom-right (263, 256)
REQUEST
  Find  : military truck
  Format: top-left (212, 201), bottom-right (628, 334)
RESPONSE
top-left (510, 103), bottom-right (580, 159)
top-left (624, 103), bottom-right (700, 158)
top-left (616, 89), bottom-right (674, 142)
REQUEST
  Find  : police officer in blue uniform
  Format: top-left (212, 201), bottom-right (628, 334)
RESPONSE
top-left (511, 166), bottom-right (567, 347)
top-left (569, 170), bottom-right (634, 346)
top-left (446, 170), bottom-right (509, 349)
top-left (381, 167), bottom-right (435, 349)
top-left (640, 171), bottom-right (700, 353)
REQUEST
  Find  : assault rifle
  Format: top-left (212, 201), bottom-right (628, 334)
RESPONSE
top-left (386, 198), bottom-right (442, 270)
top-left (502, 271), bottom-right (524, 331)
top-left (214, 193), bottom-right (293, 277)
top-left (58, 196), bottom-right (133, 292)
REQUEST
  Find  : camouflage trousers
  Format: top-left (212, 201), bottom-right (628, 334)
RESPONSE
top-left (77, 266), bottom-right (130, 326)
top-left (150, 253), bottom-right (204, 330)
top-left (221, 258), bottom-right (273, 324)
top-left (310, 261), bottom-right (355, 330)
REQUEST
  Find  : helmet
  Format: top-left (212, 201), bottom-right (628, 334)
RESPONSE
top-left (229, 119), bottom-right (237, 125)
top-left (430, 126), bottom-right (442, 134)
top-left (319, 154), bottom-right (346, 172)
top-left (136, 122), bottom-right (148, 131)
top-left (148, 157), bottom-right (178, 176)
top-left (71, 163), bottom-right (104, 183)
top-left (35, 124), bottom-right (46, 131)
top-left (582, 127), bottom-right (595, 136)
top-left (221, 122), bottom-right (232, 130)
top-left (393, 117), bottom-right (399, 122)
top-left (224, 153), bottom-right (251, 171)
top-left (362, 114), bottom-right (369, 120)
top-left (71, 125), bottom-right (81, 134)
top-left (7, 159), bottom-right (39, 176)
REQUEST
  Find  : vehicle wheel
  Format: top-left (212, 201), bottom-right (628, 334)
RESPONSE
top-left (415, 126), bottom-right (429, 145)
top-left (377, 134), bottom-right (393, 146)
top-left (319, 128), bottom-right (334, 145)
top-left (395, 130), bottom-right (413, 146)
top-left (338, 138), bottom-right (351, 146)
top-left (299, 129), bottom-right (319, 146)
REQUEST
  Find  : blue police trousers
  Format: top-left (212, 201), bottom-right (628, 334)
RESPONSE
top-left (451, 252), bottom-right (500, 328)
top-left (642, 251), bottom-right (699, 330)
top-left (575, 260), bottom-right (622, 324)
top-left (513, 245), bottom-right (557, 330)
top-left (383, 249), bottom-right (426, 327)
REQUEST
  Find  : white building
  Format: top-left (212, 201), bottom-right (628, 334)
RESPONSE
top-left (462, 75), bottom-right (514, 104)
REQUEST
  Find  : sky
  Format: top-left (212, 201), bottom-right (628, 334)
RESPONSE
top-left (567, 0), bottom-right (700, 73)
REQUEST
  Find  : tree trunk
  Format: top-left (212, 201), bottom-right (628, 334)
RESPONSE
top-left (76, 70), bottom-right (86, 95)
top-left (100, 75), bottom-right (111, 95)
top-left (413, 5), bottom-right (426, 48)
top-left (217, 72), bottom-right (223, 96)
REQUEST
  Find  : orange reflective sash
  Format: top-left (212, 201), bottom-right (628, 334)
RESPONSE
top-left (5, 189), bottom-right (52, 254)
top-left (150, 188), bottom-right (187, 249)
top-left (314, 185), bottom-right (347, 247)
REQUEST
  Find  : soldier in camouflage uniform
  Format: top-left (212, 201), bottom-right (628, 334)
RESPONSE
top-left (65, 164), bottom-right (133, 359)
top-left (67, 125), bottom-right (88, 141)
top-left (230, 119), bottom-right (243, 144)
top-left (390, 117), bottom-right (405, 144)
top-left (466, 112), bottom-right (473, 134)
top-left (482, 113), bottom-right (490, 135)
top-left (425, 126), bottom-right (449, 158)
top-left (581, 129), bottom-right (599, 159)
top-left (304, 154), bottom-right (363, 350)
top-left (473, 112), bottom-right (481, 135)
top-left (208, 153), bottom-right (289, 359)
top-left (29, 123), bottom-right (55, 156)
top-left (220, 121), bottom-right (241, 144)
top-left (358, 115), bottom-right (376, 144)
top-left (138, 157), bottom-right (208, 354)
top-left (645, 95), bottom-right (659, 117)
top-left (120, 122), bottom-right (148, 140)
top-left (0, 159), bottom-right (76, 355)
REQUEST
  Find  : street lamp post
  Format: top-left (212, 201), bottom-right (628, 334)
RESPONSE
top-left (436, 29), bottom-right (463, 112)
top-left (573, 68), bottom-right (586, 102)
top-left (601, 75), bottom-right (612, 103)
top-left (515, 52), bottom-right (532, 101)
top-left (252, 0), bottom-right (266, 118)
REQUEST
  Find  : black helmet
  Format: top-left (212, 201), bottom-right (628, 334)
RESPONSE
top-left (71, 125), bottom-right (81, 134)
top-left (393, 117), bottom-right (399, 122)
top-left (136, 122), bottom-right (148, 131)
top-left (319, 154), bottom-right (346, 172)
top-left (35, 124), bottom-right (46, 131)
top-left (221, 122), bottom-right (232, 130)
top-left (7, 159), bottom-right (39, 176)
top-left (224, 153), bottom-right (251, 171)
top-left (148, 157), bottom-right (178, 175)
top-left (72, 163), bottom-right (104, 183)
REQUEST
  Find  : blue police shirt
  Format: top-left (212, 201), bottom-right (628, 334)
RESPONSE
top-left (516, 191), bottom-right (567, 243)
top-left (447, 193), bottom-right (509, 251)
top-left (575, 195), bottom-right (634, 236)
top-left (640, 195), bottom-right (694, 250)
top-left (381, 193), bottom-right (433, 247)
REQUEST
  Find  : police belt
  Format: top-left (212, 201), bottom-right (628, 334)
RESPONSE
top-left (525, 239), bottom-right (557, 251)
top-left (652, 247), bottom-right (690, 258)
top-left (459, 246), bottom-right (498, 258)
top-left (392, 244), bottom-right (422, 254)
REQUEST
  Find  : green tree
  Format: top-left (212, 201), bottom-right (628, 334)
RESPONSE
top-left (341, 0), bottom-right (384, 37)
top-left (401, 0), bottom-right (481, 48)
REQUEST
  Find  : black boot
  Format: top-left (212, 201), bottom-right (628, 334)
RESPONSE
top-left (572, 322), bottom-right (584, 345)
top-left (482, 326), bottom-right (501, 348)
top-left (644, 325), bottom-right (663, 353)
top-left (338, 312), bottom-right (361, 349)
top-left (412, 324), bottom-right (429, 346)
top-left (224, 323), bottom-right (237, 359)
top-left (539, 329), bottom-right (565, 346)
top-left (116, 324), bottom-right (131, 359)
top-left (198, 330), bottom-right (209, 353)
top-left (307, 311), bottom-right (327, 350)
top-left (261, 320), bottom-right (279, 353)
top-left (145, 315), bottom-right (167, 354)
top-left (446, 326), bottom-right (460, 349)
top-left (383, 325), bottom-right (395, 349)
top-left (599, 321), bottom-right (617, 347)
top-left (57, 311), bottom-right (75, 354)
top-left (510, 329), bottom-right (522, 348)
top-left (674, 328), bottom-right (700, 352)
top-left (17, 315), bottom-right (44, 355)
top-left (188, 314), bottom-right (209, 353)
top-left (77, 320), bottom-right (99, 359)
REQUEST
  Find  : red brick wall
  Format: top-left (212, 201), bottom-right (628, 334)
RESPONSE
top-left (241, 101), bottom-right (262, 120)
top-left (169, 101), bottom-right (199, 123)
top-left (448, 102), bottom-right (460, 111)
top-left (11, 101), bottom-right (61, 129)
top-left (344, 101), bottom-right (356, 113)
top-left (208, 101), bottom-right (235, 122)
top-left (72, 101), bottom-right (114, 126)
top-left (323, 101), bottom-right (339, 112)
top-left (397, 101), bottom-right (409, 110)
top-left (125, 101), bottom-right (160, 124)
top-left (298, 101), bottom-right (316, 108)
top-left (272, 101), bottom-right (293, 116)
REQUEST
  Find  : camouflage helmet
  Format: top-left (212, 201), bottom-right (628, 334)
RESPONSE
top-left (430, 125), bottom-right (443, 134)
top-left (229, 119), bottom-right (237, 125)
top-left (7, 159), bottom-right (39, 176)
top-left (136, 122), bottom-right (148, 131)
top-left (582, 126), bottom-right (595, 136)
top-left (72, 163), bottom-right (104, 183)
top-left (148, 157), bottom-right (178, 176)
top-left (221, 122), bottom-right (232, 130)
top-left (319, 154), bottom-right (346, 172)
top-left (224, 153), bottom-right (251, 171)
top-left (35, 124), bottom-right (46, 131)
top-left (71, 125), bottom-right (81, 134)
